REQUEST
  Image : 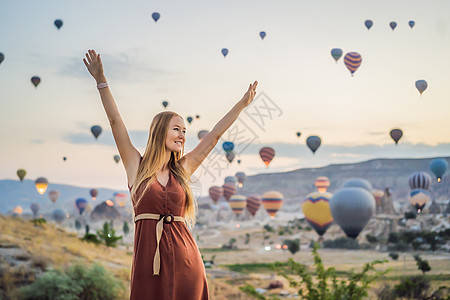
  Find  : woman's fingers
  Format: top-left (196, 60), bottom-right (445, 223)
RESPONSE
top-left (83, 58), bottom-right (89, 68)
top-left (85, 53), bottom-right (92, 63)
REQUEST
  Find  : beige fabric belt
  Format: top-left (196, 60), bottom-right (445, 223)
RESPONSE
top-left (134, 213), bottom-right (185, 276)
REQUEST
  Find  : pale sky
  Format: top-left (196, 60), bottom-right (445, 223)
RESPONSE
top-left (0, 0), bottom-right (449, 193)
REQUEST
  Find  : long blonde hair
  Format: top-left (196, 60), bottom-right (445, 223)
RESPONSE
top-left (130, 111), bottom-right (197, 228)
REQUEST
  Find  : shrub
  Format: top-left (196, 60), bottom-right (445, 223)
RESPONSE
top-left (123, 222), bottom-right (130, 236)
top-left (404, 211), bottom-right (416, 220)
top-left (264, 224), bottom-right (273, 232)
top-left (387, 241), bottom-right (409, 252)
top-left (283, 239), bottom-right (300, 255)
top-left (414, 255), bottom-right (431, 274)
top-left (366, 234), bottom-right (378, 244)
top-left (394, 275), bottom-right (430, 299)
top-left (97, 222), bottom-right (122, 247)
top-left (388, 253), bottom-right (399, 260)
top-left (323, 237), bottom-right (360, 249)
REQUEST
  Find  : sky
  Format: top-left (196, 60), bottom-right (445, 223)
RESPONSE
top-left (0, 0), bottom-right (449, 194)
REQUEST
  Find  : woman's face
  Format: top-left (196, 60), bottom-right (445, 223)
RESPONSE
top-left (165, 116), bottom-right (186, 153)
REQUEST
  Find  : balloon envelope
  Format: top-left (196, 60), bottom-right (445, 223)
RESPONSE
top-left (17, 169), bottom-right (26, 182)
top-left (35, 177), bottom-right (48, 194)
top-left (364, 20), bottom-right (373, 30)
top-left (162, 101), bottom-right (168, 108)
top-left (209, 186), bottom-right (223, 204)
top-left (246, 195), bottom-right (261, 217)
top-left (152, 12), bottom-right (160, 22)
top-left (229, 195), bottom-right (247, 216)
top-left (296, 131), bottom-right (301, 138)
top-left (222, 141), bottom-right (234, 153)
top-left (342, 178), bottom-right (372, 192)
top-left (75, 198), bottom-right (88, 215)
top-left (415, 80), bottom-right (428, 95)
top-left (306, 136), bottom-right (321, 154)
top-left (187, 116), bottom-right (193, 124)
top-left (409, 172), bottom-right (431, 190)
top-left (52, 209), bottom-right (66, 224)
top-left (31, 76), bottom-right (41, 87)
top-left (221, 48), bottom-right (229, 57)
top-left (0, 53), bottom-right (4, 64)
top-left (343, 52), bottom-right (362, 76)
top-left (114, 193), bottom-right (128, 207)
top-left (224, 176), bottom-right (237, 185)
top-left (315, 176), bottom-right (330, 193)
top-left (54, 19), bottom-right (63, 29)
top-left (114, 155), bottom-right (120, 163)
top-left (390, 129), bottom-right (403, 145)
top-left (331, 48), bottom-right (343, 62)
top-left (409, 20), bottom-right (415, 28)
top-left (90, 125), bottom-right (102, 139)
top-left (429, 158), bottom-right (448, 182)
top-left (198, 130), bottom-right (209, 140)
top-left (259, 31), bottom-right (266, 39)
top-left (226, 152), bottom-right (235, 163)
top-left (90, 189), bottom-right (98, 200)
top-left (222, 183), bottom-right (236, 202)
top-left (30, 203), bottom-right (40, 216)
top-left (409, 189), bottom-right (430, 212)
top-left (259, 147), bottom-right (275, 167)
top-left (261, 191), bottom-right (283, 218)
top-left (389, 21), bottom-right (397, 30)
top-left (235, 172), bottom-right (247, 188)
top-left (303, 192), bottom-right (333, 236)
top-left (330, 187), bottom-right (375, 239)
top-left (49, 190), bottom-right (60, 203)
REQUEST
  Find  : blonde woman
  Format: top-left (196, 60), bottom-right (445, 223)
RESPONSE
top-left (83, 49), bottom-right (258, 300)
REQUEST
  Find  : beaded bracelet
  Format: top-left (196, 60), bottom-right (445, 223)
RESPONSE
top-left (97, 83), bottom-right (108, 89)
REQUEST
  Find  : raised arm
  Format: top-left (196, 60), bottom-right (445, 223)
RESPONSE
top-left (83, 49), bottom-right (141, 185)
top-left (181, 81), bottom-right (258, 176)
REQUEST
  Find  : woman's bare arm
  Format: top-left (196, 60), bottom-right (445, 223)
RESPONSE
top-left (83, 49), bottom-right (141, 185)
top-left (181, 81), bottom-right (258, 176)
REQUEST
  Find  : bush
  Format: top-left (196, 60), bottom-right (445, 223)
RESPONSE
top-left (323, 237), bottom-right (360, 249)
top-left (387, 241), bottom-right (409, 252)
top-left (414, 255), bottom-right (431, 274)
top-left (394, 275), bottom-right (430, 299)
top-left (97, 222), bottom-right (122, 247)
top-left (18, 263), bottom-right (125, 300)
top-left (404, 211), bottom-right (416, 220)
top-left (366, 234), bottom-right (378, 244)
top-left (388, 252), bottom-right (399, 260)
top-left (264, 224), bottom-right (273, 232)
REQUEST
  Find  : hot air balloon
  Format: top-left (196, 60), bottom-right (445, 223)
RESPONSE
top-left (222, 141), bottom-right (234, 153)
top-left (52, 209), bottom-right (66, 224)
top-left (314, 176), bottom-right (330, 193)
top-left (224, 176), bottom-right (237, 185)
top-left (409, 189), bottom-right (430, 212)
top-left (302, 192), bottom-right (334, 236)
top-left (390, 129), bottom-right (403, 145)
top-left (372, 190), bottom-right (384, 207)
top-left (330, 187), bottom-right (375, 239)
top-left (306, 136), bottom-right (321, 154)
top-left (187, 116), bottom-right (193, 124)
top-left (235, 172), bottom-right (247, 188)
top-left (259, 31), bottom-right (266, 40)
top-left (90, 125), bottom-right (102, 139)
top-left (63, 157), bottom-right (67, 161)
top-left (344, 52), bottom-right (362, 76)
top-left (35, 177), bottom-right (48, 194)
top-left (90, 189), bottom-right (98, 201)
top-left (114, 193), bottom-right (128, 207)
top-left (209, 186), bottom-right (223, 204)
top-left (296, 131), bottom-right (301, 138)
top-left (409, 172), bottom-right (431, 190)
top-left (12, 206), bottom-right (23, 215)
top-left (49, 190), bottom-right (60, 203)
top-left (196, 115), bottom-right (200, 119)
top-left (409, 20), bottom-right (415, 28)
top-left (342, 178), bottom-right (372, 192)
top-left (31, 76), bottom-right (41, 87)
top-left (54, 19), bottom-right (63, 30)
top-left (17, 169), bottom-right (26, 182)
top-left (364, 20), bottom-right (373, 30)
top-left (262, 191), bottom-right (283, 218)
top-left (429, 158), bottom-right (448, 182)
top-left (259, 147), bottom-right (275, 167)
top-left (237, 159), bottom-right (241, 164)
top-left (30, 203), bottom-right (40, 217)
top-left (246, 195), bottom-right (261, 217)
top-left (389, 21), bottom-right (397, 30)
top-left (106, 199), bottom-right (114, 206)
top-left (229, 195), bottom-right (247, 217)
top-left (0, 53), bottom-right (4, 64)
top-left (226, 152), bottom-right (235, 163)
top-left (152, 12), bottom-right (160, 22)
top-left (75, 198), bottom-right (88, 215)
top-left (415, 80), bottom-right (427, 95)
top-left (222, 183), bottom-right (236, 202)
top-left (198, 130), bottom-right (209, 140)
top-left (114, 154), bottom-right (120, 164)
top-left (221, 48), bottom-right (229, 57)
top-left (331, 48), bottom-right (343, 63)
top-left (162, 101), bottom-right (168, 108)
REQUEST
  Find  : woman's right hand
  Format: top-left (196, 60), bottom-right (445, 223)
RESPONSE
top-left (83, 49), bottom-right (105, 82)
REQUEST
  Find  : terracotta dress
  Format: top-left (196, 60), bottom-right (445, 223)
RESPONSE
top-left (129, 170), bottom-right (209, 300)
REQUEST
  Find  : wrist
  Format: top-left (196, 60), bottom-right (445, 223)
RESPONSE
top-left (95, 75), bottom-right (107, 85)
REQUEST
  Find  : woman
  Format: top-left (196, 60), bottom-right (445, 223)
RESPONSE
top-left (83, 49), bottom-right (257, 299)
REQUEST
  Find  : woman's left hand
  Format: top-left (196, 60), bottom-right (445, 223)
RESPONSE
top-left (240, 81), bottom-right (258, 107)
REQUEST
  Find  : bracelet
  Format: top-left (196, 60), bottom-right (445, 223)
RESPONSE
top-left (97, 83), bottom-right (108, 89)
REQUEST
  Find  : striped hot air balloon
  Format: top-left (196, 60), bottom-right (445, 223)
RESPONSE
top-left (302, 192), bottom-right (333, 236)
top-left (246, 195), bottom-right (261, 217)
top-left (262, 191), bottom-right (283, 218)
top-left (314, 176), bottom-right (330, 193)
top-left (409, 172), bottom-right (432, 190)
top-left (209, 186), bottom-right (223, 204)
top-left (343, 52), bottom-right (362, 76)
top-left (259, 147), bottom-right (275, 167)
top-left (222, 183), bottom-right (237, 202)
top-left (229, 195), bottom-right (247, 216)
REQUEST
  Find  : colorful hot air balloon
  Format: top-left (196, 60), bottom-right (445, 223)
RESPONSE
top-left (198, 130), bottom-right (209, 140)
top-left (90, 125), bottom-right (102, 139)
top-left (35, 177), bottom-right (48, 195)
top-left (222, 183), bottom-right (236, 202)
top-left (226, 152), bottom-right (235, 163)
top-left (389, 21), bottom-right (397, 30)
top-left (262, 191), bottom-right (283, 218)
top-left (52, 209), bottom-right (66, 224)
top-left (30, 203), bottom-right (40, 217)
top-left (222, 141), bottom-right (234, 153)
top-left (344, 52), bottom-right (362, 76)
top-left (314, 176), bottom-right (330, 193)
top-left (31, 76), bottom-right (41, 87)
top-left (390, 129), bottom-right (403, 145)
top-left (259, 31), bottom-right (266, 40)
top-left (409, 172), bottom-right (432, 190)
top-left (429, 158), bottom-right (448, 182)
top-left (114, 193), bottom-right (128, 207)
top-left (246, 195), bottom-right (261, 217)
top-left (302, 192), bottom-right (334, 236)
top-left (209, 186), bottom-right (223, 204)
top-left (331, 48), bottom-right (343, 63)
top-left (12, 206), bottom-right (23, 215)
top-left (162, 101), bottom-right (168, 108)
top-left (409, 20), bottom-right (415, 28)
top-left (364, 20), bottom-right (373, 30)
top-left (342, 178), bottom-right (372, 192)
top-left (409, 189), bottom-right (430, 212)
top-left (187, 116), bottom-right (193, 124)
top-left (330, 187), bottom-right (375, 239)
top-left (90, 189), bottom-right (98, 201)
top-left (75, 198), bottom-right (88, 215)
top-left (259, 147), bottom-right (275, 167)
top-left (415, 80), bottom-right (428, 95)
top-left (235, 172), bottom-right (247, 188)
top-left (224, 176), bottom-right (237, 185)
top-left (372, 190), bottom-right (384, 207)
top-left (229, 195), bottom-right (247, 217)
top-left (114, 154), bottom-right (120, 164)
top-left (17, 169), bottom-right (26, 182)
top-left (54, 19), bottom-right (63, 29)
top-left (306, 136), bottom-right (321, 154)
top-left (221, 48), bottom-right (229, 57)
top-left (49, 190), bottom-right (60, 203)
top-left (0, 53), bottom-right (4, 65)
top-left (152, 12), bottom-right (160, 22)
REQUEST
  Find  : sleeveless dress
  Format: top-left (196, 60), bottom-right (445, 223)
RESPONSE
top-left (129, 170), bottom-right (209, 300)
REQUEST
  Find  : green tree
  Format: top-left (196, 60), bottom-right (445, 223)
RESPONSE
top-left (283, 239), bottom-right (300, 255)
top-left (97, 222), bottom-right (122, 247)
top-left (75, 219), bottom-right (82, 231)
top-left (123, 221), bottom-right (130, 236)
top-left (414, 255), bottom-right (431, 274)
